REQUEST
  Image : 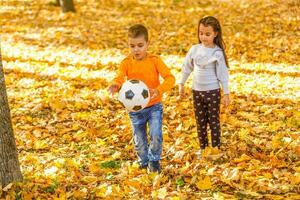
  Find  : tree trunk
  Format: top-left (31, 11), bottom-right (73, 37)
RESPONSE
top-left (56, 0), bottom-right (60, 6)
top-left (60, 0), bottom-right (76, 13)
top-left (0, 46), bottom-right (23, 187)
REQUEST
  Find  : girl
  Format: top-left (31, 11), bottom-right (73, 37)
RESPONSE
top-left (179, 16), bottom-right (230, 154)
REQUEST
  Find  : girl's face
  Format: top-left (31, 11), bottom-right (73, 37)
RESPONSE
top-left (128, 36), bottom-right (149, 60)
top-left (199, 24), bottom-right (218, 47)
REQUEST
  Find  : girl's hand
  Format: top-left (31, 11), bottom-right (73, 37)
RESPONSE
top-left (179, 84), bottom-right (185, 99)
top-left (149, 88), bottom-right (159, 99)
top-left (108, 84), bottom-right (119, 95)
top-left (222, 94), bottom-right (230, 107)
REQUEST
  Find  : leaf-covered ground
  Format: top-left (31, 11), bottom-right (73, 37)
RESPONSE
top-left (0, 0), bottom-right (299, 199)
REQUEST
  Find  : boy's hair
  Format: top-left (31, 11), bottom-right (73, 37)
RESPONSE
top-left (198, 16), bottom-right (229, 67)
top-left (128, 24), bottom-right (148, 42)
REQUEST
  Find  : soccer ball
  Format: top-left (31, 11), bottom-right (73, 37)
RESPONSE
top-left (118, 80), bottom-right (150, 112)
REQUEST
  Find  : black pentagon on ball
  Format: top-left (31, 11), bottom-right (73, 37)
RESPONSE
top-left (129, 79), bottom-right (140, 84)
top-left (133, 105), bottom-right (142, 111)
top-left (141, 89), bottom-right (149, 99)
top-left (125, 90), bottom-right (135, 100)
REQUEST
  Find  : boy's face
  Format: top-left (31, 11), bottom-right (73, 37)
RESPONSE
top-left (129, 36), bottom-right (148, 60)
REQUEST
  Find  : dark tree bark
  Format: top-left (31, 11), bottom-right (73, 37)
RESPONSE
top-left (0, 46), bottom-right (23, 187)
top-left (60, 0), bottom-right (76, 13)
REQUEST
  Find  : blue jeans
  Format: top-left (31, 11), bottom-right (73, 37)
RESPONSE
top-left (129, 103), bottom-right (163, 166)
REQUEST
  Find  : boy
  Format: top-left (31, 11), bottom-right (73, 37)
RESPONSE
top-left (108, 24), bottom-right (175, 172)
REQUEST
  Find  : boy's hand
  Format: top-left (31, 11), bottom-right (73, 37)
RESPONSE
top-left (222, 94), bottom-right (230, 107)
top-left (179, 84), bottom-right (185, 99)
top-left (108, 84), bottom-right (119, 95)
top-left (149, 88), bottom-right (159, 99)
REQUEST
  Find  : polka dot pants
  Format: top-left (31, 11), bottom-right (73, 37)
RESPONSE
top-left (193, 89), bottom-right (221, 149)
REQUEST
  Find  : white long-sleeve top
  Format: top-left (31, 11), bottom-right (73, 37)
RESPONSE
top-left (180, 44), bottom-right (229, 94)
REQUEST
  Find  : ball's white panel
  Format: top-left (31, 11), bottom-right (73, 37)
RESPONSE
top-left (118, 80), bottom-right (150, 112)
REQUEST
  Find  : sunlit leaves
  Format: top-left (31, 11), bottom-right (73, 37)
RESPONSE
top-left (0, 0), bottom-right (299, 199)
top-left (196, 176), bottom-right (212, 190)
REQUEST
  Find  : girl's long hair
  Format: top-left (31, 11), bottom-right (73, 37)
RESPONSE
top-left (198, 16), bottom-right (229, 67)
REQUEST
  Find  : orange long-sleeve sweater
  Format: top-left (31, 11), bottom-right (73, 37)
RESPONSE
top-left (113, 54), bottom-right (175, 107)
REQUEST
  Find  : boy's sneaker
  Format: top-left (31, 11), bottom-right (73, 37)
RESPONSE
top-left (139, 164), bottom-right (148, 170)
top-left (148, 161), bottom-right (161, 173)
